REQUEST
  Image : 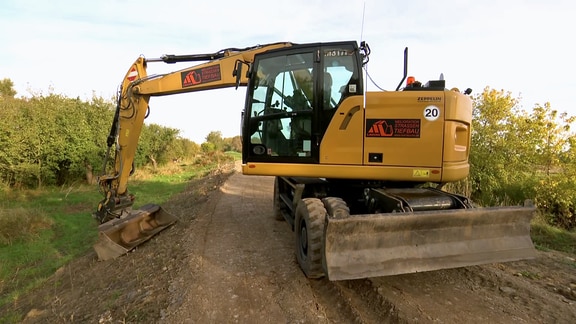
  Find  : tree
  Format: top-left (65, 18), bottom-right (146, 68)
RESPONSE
top-left (0, 78), bottom-right (16, 98)
top-left (224, 135), bottom-right (242, 152)
top-left (200, 142), bottom-right (216, 154)
top-left (526, 103), bottom-right (576, 228)
top-left (0, 93), bottom-right (115, 187)
top-left (0, 97), bottom-right (30, 186)
top-left (82, 96), bottom-right (117, 184)
top-left (527, 104), bottom-right (575, 175)
top-left (469, 87), bottom-right (528, 205)
top-left (205, 131), bottom-right (224, 151)
top-left (171, 137), bottom-right (200, 162)
top-left (470, 88), bottom-right (576, 229)
top-left (139, 124), bottom-right (180, 170)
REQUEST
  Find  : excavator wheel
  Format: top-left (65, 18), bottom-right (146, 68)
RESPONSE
top-left (294, 198), bottom-right (326, 279)
top-left (322, 197), bottom-right (350, 219)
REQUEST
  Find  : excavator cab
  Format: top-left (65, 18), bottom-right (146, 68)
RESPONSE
top-left (242, 41), bottom-right (362, 164)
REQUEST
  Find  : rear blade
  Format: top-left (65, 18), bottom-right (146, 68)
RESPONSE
top-left (93, 204), bottom-right (178, 261)
top-left (324, 205), bottom-right (536, 281)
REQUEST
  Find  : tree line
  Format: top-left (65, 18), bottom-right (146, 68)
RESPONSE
top-left (1, 79), bottom-right (575, 229)
top-left (0, 78), bottom-right (238, 189)
top-left (467, 88), bottom-right (575, 229)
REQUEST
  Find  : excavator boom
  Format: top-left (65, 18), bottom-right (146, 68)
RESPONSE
top-left (93, 42), bottom-right (294, 260)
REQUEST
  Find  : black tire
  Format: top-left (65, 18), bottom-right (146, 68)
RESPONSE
top-left (294, 198), bottom-right (326, 279)
top-left (322, 197), bottom-right (350, 219)
top-left (273, 177), bottom-right (284, 221)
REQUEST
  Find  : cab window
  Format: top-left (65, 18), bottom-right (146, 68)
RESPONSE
top-left (247, 52), bottom-right (315, 159)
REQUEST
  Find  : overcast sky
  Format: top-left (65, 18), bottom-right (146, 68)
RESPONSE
top-left (1, 0), bottom-right (574, 143)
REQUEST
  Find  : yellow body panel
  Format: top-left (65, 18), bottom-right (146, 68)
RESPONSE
top-left (442, 161), bottom-right (470, 182)
top-left (319, 97), bottom-right (364, 165)
top-left (242, 163), bottom-right (444, 182)
top-left (301, 89), bottom-right (471, 182)
top-left (363, 90), bottom-right (444, 167)
top-left (441, 90), bottom-right (472, 181)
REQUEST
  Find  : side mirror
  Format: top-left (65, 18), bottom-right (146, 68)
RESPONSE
top-left (233, 60), bottom-right (243, 89)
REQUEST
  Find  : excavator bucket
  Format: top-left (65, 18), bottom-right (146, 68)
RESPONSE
top-left (93, 204), bottom-right (178, 261)
top-left (324, 205), bottom-right (536, 281)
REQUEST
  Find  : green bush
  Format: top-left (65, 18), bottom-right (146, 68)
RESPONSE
top-left (469, 88), bottom-right (576, 229)
top-left (534, 176), bottom-right (576, 229)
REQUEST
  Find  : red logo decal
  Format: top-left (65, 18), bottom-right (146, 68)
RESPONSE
top-left (181, 65), bottom-right (222, 87)
top-left (366, 119), bottom-right (420, 138)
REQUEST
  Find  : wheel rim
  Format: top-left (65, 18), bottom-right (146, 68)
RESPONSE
top-left (299, 220), bottom-right (308, 259)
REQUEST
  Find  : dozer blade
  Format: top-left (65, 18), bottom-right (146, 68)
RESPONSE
top-left (324, 205), bottom-right (536, 281)
top-left (93, 204), bottom-right (178, 261)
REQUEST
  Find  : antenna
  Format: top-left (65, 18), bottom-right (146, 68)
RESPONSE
top-left (360, 1), bottom-right (367, 108)
top-left (360, 1), bottom-right (366, 42)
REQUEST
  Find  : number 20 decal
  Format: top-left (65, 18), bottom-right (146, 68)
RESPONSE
top-left (424, 105), bottom-right (440, 121)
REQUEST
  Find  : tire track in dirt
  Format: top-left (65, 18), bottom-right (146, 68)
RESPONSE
top-left (161, 168), bottom-right (326, 323)
top-left (309, 278), bottom-right (401, 323)
top-left (161, 166), bottom-right (396, 323)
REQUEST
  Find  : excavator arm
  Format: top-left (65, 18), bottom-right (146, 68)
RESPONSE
top-left (93, 42), bottom-right (293, 260)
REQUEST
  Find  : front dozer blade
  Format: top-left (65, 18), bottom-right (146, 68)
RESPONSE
top-left (324, 205), bottom-right (536, 281)
top-left (93, 204), bottom-right (178, 261)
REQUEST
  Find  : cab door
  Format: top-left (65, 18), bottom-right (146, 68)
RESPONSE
top-left (244, 47), bottom-right (319, 163)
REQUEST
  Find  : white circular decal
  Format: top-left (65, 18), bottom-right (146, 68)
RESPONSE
top-left (424, 105), bottom-right (440, 121)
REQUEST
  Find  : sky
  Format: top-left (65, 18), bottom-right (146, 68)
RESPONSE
top-left (1, 0), bottom-right (574, 143)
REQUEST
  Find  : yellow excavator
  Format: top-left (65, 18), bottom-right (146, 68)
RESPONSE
top-left (93, 41), bottom-right (536, 280)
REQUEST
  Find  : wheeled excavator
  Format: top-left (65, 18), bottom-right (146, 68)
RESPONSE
top-left (93, 41), bottom-right (536, 280)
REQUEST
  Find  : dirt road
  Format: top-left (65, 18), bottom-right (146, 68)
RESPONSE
top-left (11, 162), bottom-right (576, 323)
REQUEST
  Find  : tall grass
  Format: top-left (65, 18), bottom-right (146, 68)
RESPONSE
top-left (0, 208), bottom-right (53, 245)
top-left (0, 158), bottom-right (228, 310)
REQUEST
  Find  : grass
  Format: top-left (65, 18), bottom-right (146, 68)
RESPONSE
top-left (0, 208), bottom-right (53, 245)
top-left (0, 158), bottom-right (228, 312)
top-left (531, 212), bottom-right (576, 254)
